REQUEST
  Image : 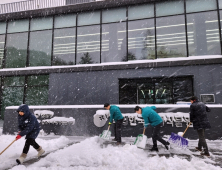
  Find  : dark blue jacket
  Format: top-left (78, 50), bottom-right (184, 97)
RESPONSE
top-left (17, 104), bottom-right (40, 139)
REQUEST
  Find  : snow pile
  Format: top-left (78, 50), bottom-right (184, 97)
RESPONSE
top-left (34, 110), bottom-right (54, 119)
top-left (0, 136), bottom-right (218, 170)
top-left (0, 135), bottom-right (70, 170)
top-left (41, 117), bottom-right (75, 125)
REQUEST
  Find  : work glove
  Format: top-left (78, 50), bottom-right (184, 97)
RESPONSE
top-left (16, 135), bottom-right (21, 140)
top-left (108, 122), bottom-right (112, 125)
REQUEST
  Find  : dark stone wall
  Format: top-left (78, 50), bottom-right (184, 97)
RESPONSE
top-left (48, 64), bottom-right (222, 105)
top-left (3, 106), bottom-right (222, 140)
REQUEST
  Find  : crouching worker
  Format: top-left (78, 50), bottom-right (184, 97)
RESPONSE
top-left (15, 104), bottom-right (45, 164)
top-left (104, 103), bottom-right (124, 145)
top-left (134, 106), bottom-right (170, 152)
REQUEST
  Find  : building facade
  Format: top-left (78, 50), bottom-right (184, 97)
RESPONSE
top-left (0, 0), bottom-right (222, 119)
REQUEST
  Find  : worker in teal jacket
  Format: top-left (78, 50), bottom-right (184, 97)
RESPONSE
top-left (104, 103), bottom-right (124, 145)
top-left (134, 106), bottom-right (170, 152)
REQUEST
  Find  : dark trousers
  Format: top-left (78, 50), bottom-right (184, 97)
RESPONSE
top-left (23, 138), bottom-right (40, 154)
top-left (152, 123), bottom-right (168, 147)
top-left (114, 119), bottom-right (123, 142)
top-left (197, 129), bottom-right (209, 153)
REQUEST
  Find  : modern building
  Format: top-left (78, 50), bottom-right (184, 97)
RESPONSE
top-left (0, 0), bottom-right (222, 120)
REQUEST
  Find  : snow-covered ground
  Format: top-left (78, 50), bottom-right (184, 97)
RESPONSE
top-left (0, 134), bottom-right (222, 170)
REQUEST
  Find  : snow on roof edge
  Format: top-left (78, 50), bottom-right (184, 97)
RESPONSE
top-left (0, 55), bottom-right (221, 72)
top-left (5, 104), bottom-right (222, 109)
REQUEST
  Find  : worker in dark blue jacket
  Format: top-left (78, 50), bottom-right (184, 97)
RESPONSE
top-left (15, 104), bottom-right (45, 164)
top-left (104, 103), bottom-right (124, 145)
top-left (135, 106), bottom-right (170, 152)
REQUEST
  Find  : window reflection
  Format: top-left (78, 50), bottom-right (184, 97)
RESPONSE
top-left (29, 30), bottom-right (52, 66)
top-left (155, 82), bottom-right (172, 104)
top-left (0, 22), bottom-right (6, 34)
top-left (137, 83), bottom-right (154, 104)
top-left (1, 76), bottom-right (25, 119)
top-left (156, 15), bottom-right (187, 58)
top-left (53, 28), bottom-right (76, 65)
top-left (5, 33), bottom-right (28, 68)
top-left (128, 19), bottom-right (155, 60)
top-left (187, 11), bottom-right (221, 56)
top-left (8, 19), bottom-right (29, 33)
top-left (0, 35), bottom-right (5, 68)
top-left (102, 22), bottom-right (126, 62)
top-left (77, 25), bottom-right (100, 64)
top-left (119, 77), bottom-right (193, 104)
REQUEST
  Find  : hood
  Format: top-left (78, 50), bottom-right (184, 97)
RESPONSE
top-left (151, 106), bottom-right (156, 110)
top-left (17, 104), bottom-right (31, 119)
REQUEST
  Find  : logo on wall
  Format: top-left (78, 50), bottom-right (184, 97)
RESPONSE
top-left (93, 110), bottom-right (191, 128)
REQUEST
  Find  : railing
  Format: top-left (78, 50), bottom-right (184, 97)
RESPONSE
top-left (0, 0), bottom-right (98, 14)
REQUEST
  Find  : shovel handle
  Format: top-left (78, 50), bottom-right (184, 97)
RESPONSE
top-left (143, 128), bottom-right (146, 135)
top-left (107, 125), bottom-right (110, 131)
top-left (0, 139), bottom-right (17, 155)
top-left (182, 122), bottom-right (191, 137)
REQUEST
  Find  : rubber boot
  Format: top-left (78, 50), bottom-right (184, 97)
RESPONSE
top-left (150, 145), bottom-right (159, 152)
top-left (37, 146), bottom-right (45, 157)
top-left (16, 153), bottom-right (27, 164)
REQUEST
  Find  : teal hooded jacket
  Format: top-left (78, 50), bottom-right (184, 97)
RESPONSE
top-left (109, 105), bottom-right (124, 123)
top-left (142, 106), bottom-right (163, 127)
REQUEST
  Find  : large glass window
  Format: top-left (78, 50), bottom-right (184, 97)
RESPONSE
top-left (128, 19), bottom-right (155, 60)
top-left (30, 17), bottom-right (53, 31)
top-left (0, 35), bottom-right (5, 68)
top-left (102, 22), bottom-right (126, 62)
top-left (29, 30), bottom-right (52, 66)
top-left (0, 22), bottom-right (6, 34)
top-left (219, 0), bottom-right (222, 9)
top-left (7, 19), bottom-right (29, 33)
top-left (5, 33), bottom-right (28, 68)
top-left (186, 0), bottom-right (217, 13)
top-left (77, 25), bottom-right (100, 64)
top-left (119, 77), bottom-right (193, 104)
top-left (156, 1), bottom-right (184, 17)
top-left (156, 15), bottom-right (187, 58)
top-left (53, 28), bottom-right (76, 65)
top-left (102, 8), bottom-right (126, 23)
top-left (173, 78), bottom-right (193, 102)
top-left (54, 14), bottom-right (76, 29)
top-left (78, 11), bottom-right (100, 26)
top-left (187, 11), bottom-right (220, 56)
top-left (1, 76), bottom-right (25, 119)
top-left (128, 4), bottom-right (154, 20)
top-left (25, 75), bottom-right (49, 105)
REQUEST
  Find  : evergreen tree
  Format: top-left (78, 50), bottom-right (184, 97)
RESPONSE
top-left (79, 52), bottom-right (94, 64)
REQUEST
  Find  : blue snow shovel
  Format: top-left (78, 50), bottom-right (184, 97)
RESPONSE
top-left (100, 125), bottom-right (111, 140)
top-left (134, 128), bottom-right (147, 149)
top-left (168, 122), bottom-right (191, 149)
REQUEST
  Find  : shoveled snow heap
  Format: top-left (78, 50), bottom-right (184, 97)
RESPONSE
top-left (0, 135), bottom-right (221, 170)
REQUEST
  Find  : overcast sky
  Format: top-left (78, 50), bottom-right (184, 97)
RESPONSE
top-left (0, 0), bottom-right (26, 4)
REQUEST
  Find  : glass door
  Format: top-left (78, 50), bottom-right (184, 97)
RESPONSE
top-left (137, 82), bottom-right (154, 104)
top-left (154, 82), bottom-right (172, 104)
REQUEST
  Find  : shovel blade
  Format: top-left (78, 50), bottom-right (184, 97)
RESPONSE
top-left (134, 134), bottom-right (147, 149)
top-left (100, 130), bottom-right (111, 140)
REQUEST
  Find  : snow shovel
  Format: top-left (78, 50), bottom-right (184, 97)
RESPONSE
top-left (134, 128), bottom-right (147, 149)
top-left (0, 139), bottom-right (17, 155)
top-left (168, 122), bottom-right (191, 149)
top-left (100, 125), bottom-right (111, 140)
